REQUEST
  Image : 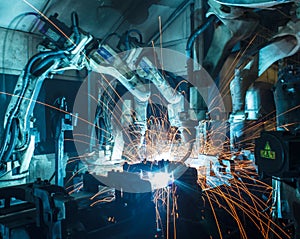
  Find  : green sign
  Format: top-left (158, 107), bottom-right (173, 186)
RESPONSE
top-left (260, 141), bottom-right (276, 160)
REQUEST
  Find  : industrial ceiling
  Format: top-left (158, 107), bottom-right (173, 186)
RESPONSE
top-left (0, 0), bottom-right (191, 44)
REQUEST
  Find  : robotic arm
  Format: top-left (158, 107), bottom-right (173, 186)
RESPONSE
top-left (89, 43), bottom-right (186, 160)
top-left (0, 12), bottom-right (186, 186)
top-left (0, 12), bottom-right (94, 186)
top-left (0, 51), bottom-right (64, 185)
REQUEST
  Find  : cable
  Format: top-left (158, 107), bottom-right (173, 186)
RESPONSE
top-left (180, 142), bottom-right (194, 163)
top-left (0, 118), bottom-right (18, 163)
top-left (185, 15), bottom-right (216, 60)
top-left (2, 12), bottom-right (41, 68)
top-left (25, 50), bottom-right (65, 76)
top-left (117, 29), bottom-right (144, 60)
top-left (70, 12), bottom-right (80, 49)
top-left (125, 29), bottom-right (143, 46)
top-left (2, 12), bottom-right (41, 101)
top-left (31, 52), bottom-right (65, 76)
top-left (9, 51), bottom-right (64, 118)
top-left (0, 50), bottom-right (65, 164)
top-left (0, 117), bottom-right (16, 161)
top-left (1, 11), bottom-right (61, 111)
top-left (94, 91), bottom-right (114, 148)
top-left (1, 118), bottom-right (18, 163)
top-left (49, 172), bottom-right (55, 183)
top-left (0, 12), bottom-right (77, 171)
top-left (185, 15), bottom-right (216, 111)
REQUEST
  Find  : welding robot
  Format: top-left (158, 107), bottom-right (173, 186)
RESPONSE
top-left (204, 0), bottom-right (300, 237)
top-left (1, 0), bottom-right (300, 238)
top-left (209, 1), bottom-right (300, 237)
top-left (0, 9), bottom-right (194, 239)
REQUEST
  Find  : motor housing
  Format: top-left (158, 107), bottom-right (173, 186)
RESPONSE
top-left (255, 131), bottom-right (300, 178)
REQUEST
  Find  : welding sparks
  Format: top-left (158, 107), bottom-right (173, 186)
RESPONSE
top-left (1, 3), bottom-right (299, 238)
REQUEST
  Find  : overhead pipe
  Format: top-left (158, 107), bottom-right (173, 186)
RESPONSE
top-left (185, 15), bottom-right (216, 84)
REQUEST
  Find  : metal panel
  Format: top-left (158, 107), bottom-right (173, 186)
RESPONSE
top-left (0, 27), bottom-right (42, 75)
top-left (0, 0), bottom-right (49, 31)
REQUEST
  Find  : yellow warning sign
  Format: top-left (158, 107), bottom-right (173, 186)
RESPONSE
top-left (260, 141), bottom-right (276, 160)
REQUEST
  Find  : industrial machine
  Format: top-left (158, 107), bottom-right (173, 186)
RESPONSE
top-left (0, 0), bottom-right (300, 238)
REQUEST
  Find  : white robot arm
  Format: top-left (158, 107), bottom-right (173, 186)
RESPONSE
top-left (0, 12), bottom-right (185, 185)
